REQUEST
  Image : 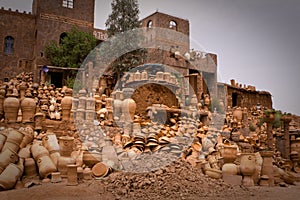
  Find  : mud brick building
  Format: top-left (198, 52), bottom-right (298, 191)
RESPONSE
top-left (0, 0), bottom-right (107, 86)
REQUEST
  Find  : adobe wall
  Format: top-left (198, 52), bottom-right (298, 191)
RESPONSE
top-left (0, 8), bottom-right (35, 79)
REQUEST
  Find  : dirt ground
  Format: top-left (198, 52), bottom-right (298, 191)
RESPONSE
top-left (1, 161), bottom-right (300, 200)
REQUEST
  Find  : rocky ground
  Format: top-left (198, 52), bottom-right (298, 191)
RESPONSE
top-left (1, 160), bottom-right (299, 200)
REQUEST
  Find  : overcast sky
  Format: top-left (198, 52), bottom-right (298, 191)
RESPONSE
top-left (1, 0), bottom-right (299, 115)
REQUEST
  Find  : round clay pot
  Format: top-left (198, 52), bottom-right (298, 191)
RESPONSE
top-left (24, 157), bottom-right (37, 177)
top-left (233, 107), bottom-right (243, 122)
top-left (59, 136), bottom-right (74, 157)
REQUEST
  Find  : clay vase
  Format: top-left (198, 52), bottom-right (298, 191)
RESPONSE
top-left (156, 71), bottom-right (164, 81)
top-left (31, 142), bottom-right (57, 178)
top-left (240, 153), bottom-right (256, 186)
top-left (0, 132), bottom-right (7, 152)
top-left (61, 88), bottom-right (73, 121)
top-left (163, 72), bottom-right (171, 82)
top-left (222, 145), bottom-right (238, 163)
top-left (21, 95), bottom-right (36, 123)
top-left (43, 127), bottom-right (60, 167)
top-left (3, 95), bottom-right (20, 123)
top-left (233, 107), bottom-right (243, 122)
top-left (19, 126), bottom-right (34, 149)
top-left (2, 129), bottom-right (24, 153)
top-left (122, 88), bottom-right (136, 121)
top-left (134, 70), bottom-right (141, 81)
top-left (0, 162), bottom-right (23, 190)
top-left (59, 136), bottom-right (74, 157)
top-left (24, 157), bottom-right (38, 177)
top-left (0, 147), bottom-right (19, 174)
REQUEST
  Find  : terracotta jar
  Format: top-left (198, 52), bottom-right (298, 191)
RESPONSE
top-left (233, 107), bottom-right (243, 122)
top-left (163, 72), bottom-right (171, 82)
top-left (57, 156), bottom-right (76, 177)
top-left (0, 132), bottom-right (7, 152)
top-left (31, 142), bottom-right (57, 178)
top-left (222, 145), bottom-right (238, 163)
top-left (51, 172), bottom-right (62, 183)
top-left (61, 88), bottom-right (73, 121)
top-left (240, 153), bottom-right (256, 186)
top-left (122, 88), bottom-right (136, 121)
top-left (20, 126), bottom-right (34, 149)
top-left (3, 94), bottom-right (20, 123)
top-left (43, 127), bottom-right (60, 167)
top-left (18, 144), bottom-right (31, 159)
top-left (2, 129), bottom-right (24, 153)
top-left (134, 70), bottom-right (141, 81)
top-left (67, 164), bottom-right (78, 186)
top-left (21, 93), bottom-right (36, 123)
top-left (24, 157), bottom-right (38, 177)
top-left (59, 136), bottom-right (74, 157)
top-left (0, 147), bottom-right (19, 174)
top-left (205, 168), bottom-right (222, 179)
top-left (0, 162), bottom-right (24, 190)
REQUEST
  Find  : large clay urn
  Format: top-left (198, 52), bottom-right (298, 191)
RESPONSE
top-left (3, 94), bottom-right (20, 123)
top-left (122, 88), bottom-right (136, 121)
top-left (232, 107), bottom-right (243, 122)
top-left (0, 161), bottom-right (24, 190)
top-left (21, 93), bottom-right (36, 123)
top-left (61, 88), bottom-right (73, 121)
top-left (2, 129), bottom-right (24, 153)
top-left (240, 153), bottom-right (256, 186)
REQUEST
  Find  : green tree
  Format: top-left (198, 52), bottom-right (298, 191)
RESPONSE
top-left (105, 0), bottom-right (146, 80)
top-left (45, 27), bottom-right (98, 68)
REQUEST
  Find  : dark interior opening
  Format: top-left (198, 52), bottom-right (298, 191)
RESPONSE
top-left (232, 93), bottom-right (238, 107)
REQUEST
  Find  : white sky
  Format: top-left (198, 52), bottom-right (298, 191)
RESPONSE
top-left (1, 0), bottom-right (300, 115)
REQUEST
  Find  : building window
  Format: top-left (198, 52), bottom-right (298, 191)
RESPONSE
top-left (169, 20), bottom-right (177, 30)
top-left (4, 36), bottom-right (14, 54)
top-left (62, 0), bottom-right (74, 9)
top-left (147, 20), bottom-right (153, 29)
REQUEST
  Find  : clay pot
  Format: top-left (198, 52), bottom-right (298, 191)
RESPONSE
top-left (156, 71), bottom-right (164, 81)
top-left (20, 126), bottom-right (34, 149)
top-left (18, 145), bottom-right (31, 159)
top-left (240, 153), bottom-right (256, 176)
top-left (42, 127), bottom-right (60, 167)
top-left (3, 95), bottom-right (20, 123)
top-left (67, 164), bottom-right (78, 186)
top-left (222, 145), bottom-right (238, 163)
top-left (58, 156), bottom-right (76, 177)
top-left (134, 70), bottom-right (141, 81)
top-left (0, 163), bottom-right (23, 190)
top-left (163, 72), bottom-right (170, 82)
top-left (0, 132), bottom-right (7, 152)
top-left (24, 158), bottom-right (37, 177)
top-left (51, 172), bottom-right (62, 183)
top-left (141, 70), bottom-right (148, 80)
top-left (21, 96), bottom-right (36, 123)
top-left (83, 151), bottom-right (102, 168)
top-left (59, 136), bottom-right (74, 157)
top-left (83, 167), bottom-right (93, 180)
top-left (260, 151), bottom-right (274, 186)
top-left (0, 147), bottom-right (19, 174)
top-left (2, 129), bottom-right (24, 153)
top-left (113, 91), bottom-right (123, 118)
top-left (233, 107), bottom-right (243, 122)
top-left (61, 89), bottom-right (73, 121)
top-left (31, 142), bottom-right (57, 178)
top-left (222, 163), bottom-right (239, 175)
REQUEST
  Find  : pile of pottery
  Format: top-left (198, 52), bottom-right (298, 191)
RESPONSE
top-left (125, 70), bottom-right (178, 85)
